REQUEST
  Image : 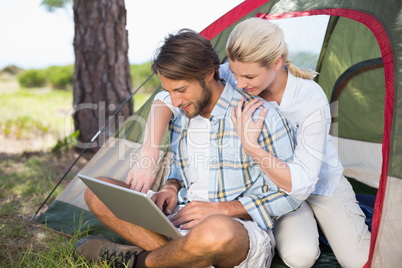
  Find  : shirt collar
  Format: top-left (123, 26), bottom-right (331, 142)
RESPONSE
top-left (280, 69), bottom-right (297, 108)
top-left (210, 79), bottom-right (235, 119)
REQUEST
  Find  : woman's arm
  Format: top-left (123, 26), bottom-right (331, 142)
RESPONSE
top-left (245, 148), bottom-right (292, 192)
top-left (232, 96), bottom-right (329, 200)
top-left (126, 100), bottom-right (173, 193)
top-left (231, 97), bottom-right (292, 192)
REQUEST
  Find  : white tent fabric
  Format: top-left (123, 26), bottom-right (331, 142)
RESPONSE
top-left (54, 137), bottom-right (170, 211)
top-left (332, 137), bottom-right (382, 188)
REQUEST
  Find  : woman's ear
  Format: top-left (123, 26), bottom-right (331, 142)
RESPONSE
top-left (274, 57), bottom-right (283, 71)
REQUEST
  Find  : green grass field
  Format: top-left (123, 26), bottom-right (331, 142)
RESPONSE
top-left (0, 82), bottom-right (150, 147)
top-left (1, 88), bottom-right (72, 138)
top-left (0, 76), bottom-right (151, 267)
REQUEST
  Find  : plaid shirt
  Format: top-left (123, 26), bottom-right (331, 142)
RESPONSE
top-left (167, 81), bottom-right (301, 230)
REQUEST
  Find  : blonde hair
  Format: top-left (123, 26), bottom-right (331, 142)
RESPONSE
top-left (226, 17), bottom-right (317, 80)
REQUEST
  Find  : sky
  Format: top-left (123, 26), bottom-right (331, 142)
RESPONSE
top-left (0, 0), bottom-right (329, 70)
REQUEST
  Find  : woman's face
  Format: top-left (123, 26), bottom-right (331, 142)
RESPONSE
top-left (228, 59), bottom-right (276, 96)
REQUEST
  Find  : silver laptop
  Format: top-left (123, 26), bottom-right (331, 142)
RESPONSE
top-left (78, 174), bottom-right (183, 240)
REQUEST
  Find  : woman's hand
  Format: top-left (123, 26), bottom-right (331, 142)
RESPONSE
top-left (231, 97), bottom-right (268, 153)
top-left (126, 100), bottom-right (173, 194)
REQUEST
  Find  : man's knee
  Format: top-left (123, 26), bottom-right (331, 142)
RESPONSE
top-left (84, 187), bottom-right (93, 204)
top-left (185, 215), bottom-right (243, 254)
top-left (83, 177), bottom-right (115, 209)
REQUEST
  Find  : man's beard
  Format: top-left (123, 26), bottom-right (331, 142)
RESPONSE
top-left (182, 81), bottom-right (212, 119)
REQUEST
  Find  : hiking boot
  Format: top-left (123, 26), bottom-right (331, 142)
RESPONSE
top-left (74, 236), bottom-right (143, 267)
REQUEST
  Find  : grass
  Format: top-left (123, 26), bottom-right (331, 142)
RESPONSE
top-left (0, 150), bottom-right (94, 267)
top-left (0, 75), bottom-right (152, 267)
top-left (0, 87), bottom-right (150, 141)
top-left (0, 87), bottom-right (74, 151)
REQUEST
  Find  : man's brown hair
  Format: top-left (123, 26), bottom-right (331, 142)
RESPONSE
top-left (151, 29), bottom-right (220, 83)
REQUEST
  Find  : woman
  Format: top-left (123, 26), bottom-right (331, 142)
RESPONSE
top-left (224, 18), bottom-right (370, 268)
top-left (126, 18), bottom-right (370, 267)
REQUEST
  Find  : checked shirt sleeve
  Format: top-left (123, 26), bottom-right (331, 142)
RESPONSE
top-left (239, 103), bottom-right (302, 230)
top-left (167, 151), bottom-right (182, 184)
top-left (238, 190), bottom-right (301, 230)
top-left (255, 105), bottom-right (295, 163)
top-left (166, 119), bottom-right (184, 185)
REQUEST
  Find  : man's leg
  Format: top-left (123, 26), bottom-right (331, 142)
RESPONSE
top-left (84, 177), bottom-right (169, 250)
top-left (273, 202), bottom-right (320, 268)
top-left (84, 186), bottom-right (274, 268)
top-left (307, 176), bottom-right (371, 268)
top-left (143, 215), bottom-right (249, 268)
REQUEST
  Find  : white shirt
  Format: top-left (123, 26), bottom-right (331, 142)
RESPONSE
top-left (220, 62), bottom-right (343, 200)
top-left (186, 115), bottom-right (211, 201)
top-left (154, 92), bottom-right (210, 201)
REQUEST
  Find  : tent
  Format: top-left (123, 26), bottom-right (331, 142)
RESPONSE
top-left (37, 0), bottom-right (402, 267)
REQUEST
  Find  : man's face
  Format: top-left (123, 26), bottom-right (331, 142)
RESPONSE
top-left (159, 74), bottom-right (212, 118)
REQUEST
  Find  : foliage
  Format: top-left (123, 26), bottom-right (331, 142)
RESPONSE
top-left (15, 65), bottom-right (74, 90)
top-left (18, 69), bottom-right (47, 88)
top-left (52, 130), bottom-right (79, 152)
top-left (1, 65), bottom-right (24, 75)
top-left (0, 116), bottom-right (50, 139)
top-left (41, 0), bottom-right (70, 12)
top-left (15, 62), bottom-right (158, 93)
top-left (45, 65), bottom-right (74, 90)
top-left (130, 62), bottom-right (161, 94)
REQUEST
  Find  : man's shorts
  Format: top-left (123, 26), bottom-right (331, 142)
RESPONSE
top-left (235, 219), bottom-right (276, 268)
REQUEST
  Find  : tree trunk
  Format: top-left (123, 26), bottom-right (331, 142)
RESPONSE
top-left (73, 0), bottom-right (133, 151)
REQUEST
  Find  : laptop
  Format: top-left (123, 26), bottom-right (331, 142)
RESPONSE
top-left (78, 174), bottom-right (183, 240)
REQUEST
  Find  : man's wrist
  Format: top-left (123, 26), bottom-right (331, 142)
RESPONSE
top-left (218, 200), bottom-right (252, 220)
top-left (164, 179), bottom-right (181, 194)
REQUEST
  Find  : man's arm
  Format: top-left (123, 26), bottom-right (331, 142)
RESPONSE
top-left (238, 190), bottom-right (301, 230)
top-left (126, 100), bottom-right (173, 193)
top-left (151, 117), bottom-right (186, 214)
top-left (170, 200), bottom-right (252, 229)
top-left (216, 200), bottom-right (252, 219)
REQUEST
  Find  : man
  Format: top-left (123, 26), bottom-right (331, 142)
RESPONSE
top-left (75, 29), bottom-right (301, 268)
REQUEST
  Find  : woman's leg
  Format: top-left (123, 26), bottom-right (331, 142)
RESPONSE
top-left (307, 177), bottom-right (371, 268)
top-left (273, 202), bottom-right (320, 268)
